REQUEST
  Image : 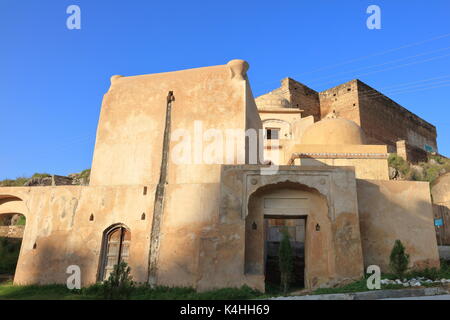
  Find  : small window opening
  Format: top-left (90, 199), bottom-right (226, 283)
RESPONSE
top-left (265, 128), bottom-right (280, 140)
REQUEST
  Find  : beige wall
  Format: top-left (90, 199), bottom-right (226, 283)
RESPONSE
top-left (296, 158), bottom-right (389, 180)
top-left (264, 142), bottom-right (389, 180)
top-left (357, 179), bottom-right (440, 272)
top-left (0, 186), bottom-right (154, 286)
top-left (91, 60), bottom-right (256, 187)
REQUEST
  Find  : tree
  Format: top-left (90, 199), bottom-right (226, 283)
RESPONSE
top-left (389, 240), bottom-right (410, 278)
top-left (102, 261), bottom-right (135, 299)
top-left (278, 228), bottom-right (294, 294)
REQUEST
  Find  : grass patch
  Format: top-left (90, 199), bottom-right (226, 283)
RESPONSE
top-left (312, 260), bottom-right (450, 295)
top-left (383, 259), bottom-right (450, 281)
top-left (0, 177), bottom-right (28, 187)
top-left (0, 282), bottom-right (264, 300)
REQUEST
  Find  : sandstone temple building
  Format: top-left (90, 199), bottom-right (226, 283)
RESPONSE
top-left (0, 60), bottom-right (441, 291)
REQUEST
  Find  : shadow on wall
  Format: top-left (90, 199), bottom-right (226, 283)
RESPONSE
top-left (16, 225), bottom-right (149, 287)
top-left (15, 239), bottom-right (94, 286)
top-left (356, 179), bottom-right (440, 272)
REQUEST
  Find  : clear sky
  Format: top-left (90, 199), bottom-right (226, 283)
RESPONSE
top-left (1, 0), bottom-right (449, 179)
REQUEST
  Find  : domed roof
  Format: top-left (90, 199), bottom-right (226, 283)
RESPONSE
top-left (431, 173), bottom-right (450, 203)
top-left (255, 93), bottom-right (291, 110)
top-left (301, 118), bottom-right (366, 145)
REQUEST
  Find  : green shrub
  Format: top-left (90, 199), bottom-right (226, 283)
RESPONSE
top-left (423, 166), bottom-right (440, 183)
top-left (0, 238), bottom-right (21, 274)
top-left (389, 240), bottom-right (410, 278)
top-left (388, 154), bottom-right (410, 176)
top-left (79, 169), bottom-right (91, 184)
top-left (407, 168), bottom-right (423, 181)
top-left (31, 173), bottom-right (51, 179)
top-left (16, 216), bottom-right (26, 226)
top-left (0, 177), bottom-right (28, 187)
top-left (278, 228), bottom-right (294, 294)
top-left (101, 261), bottom-right (135, 300)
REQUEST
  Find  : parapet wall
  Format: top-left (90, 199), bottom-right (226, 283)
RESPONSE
top-left (319, 80), bottom-right (360, 124)
top-left (357, 81), bottom-right (437, 154)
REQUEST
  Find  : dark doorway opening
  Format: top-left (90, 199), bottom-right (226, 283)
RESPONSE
top-left (264, 215), bottom-right (305, 291)
top-left (0, 213), bottom-right (26, 284)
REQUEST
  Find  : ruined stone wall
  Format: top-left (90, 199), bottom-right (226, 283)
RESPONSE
top-left (0, 226), bottom-right (24, 238)
top-left (259, 77), bottom-right (437, 162)
top-left (319, 80), bottom-right (360, 124)
top-left (396, 140), bottom-right (429, 163)
top-left (357, 81), bottom-right (437, 154)
top-left (284, 78), bottom-right (321, 122)
top-left (260, 78), bottom-right (321, 122)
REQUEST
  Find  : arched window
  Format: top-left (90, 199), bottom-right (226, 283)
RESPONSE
top-left (99, 225), bottom-right (130, 281)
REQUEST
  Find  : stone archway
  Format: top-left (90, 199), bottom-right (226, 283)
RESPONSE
top-left (219, 165), bottom-right (365, 292)
top-left (244, 181), bottom-right (332, 290)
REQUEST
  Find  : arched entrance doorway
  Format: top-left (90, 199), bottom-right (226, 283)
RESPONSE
top-left (99, 224), bottom-right (131, 281)
top-left (245, 181), bottom-right (331, 291)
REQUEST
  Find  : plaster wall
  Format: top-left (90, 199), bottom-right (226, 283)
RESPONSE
top-left (0, 186), bottom-right (154, 286)
top-left (357, 179), bottom-right (440, 271)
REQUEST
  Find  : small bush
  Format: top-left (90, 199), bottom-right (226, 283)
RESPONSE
top-left (389, 240), bottom-right (410, 278)
top-left (16, 216), bottom-right (26, 226)
top-left (0, 177), bottom-right (29, 187)
top-left (388, 154), bottom-right (410, 176)
top-left (278, 228), bottom-right (294, 294)
top-left (424, 166), bottom-right (440, 183)
top-left (31, 173), bottom-right (51, 179)
top-left (101, 261), bottom-right (135, 300)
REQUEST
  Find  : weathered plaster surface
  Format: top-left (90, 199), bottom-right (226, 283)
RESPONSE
top-left (357, 179), bottom-right (440, 271)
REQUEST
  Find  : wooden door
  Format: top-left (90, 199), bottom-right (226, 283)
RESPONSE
top-left (103, 227), bottom-right (130, 280)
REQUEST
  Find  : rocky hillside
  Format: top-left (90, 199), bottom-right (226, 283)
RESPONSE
top-left (388, 154), bottom-right (450, 185)
top-left (0, 169), bottom-right (90, 187)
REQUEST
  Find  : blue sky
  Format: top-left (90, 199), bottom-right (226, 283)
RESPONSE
top-left (1, 0), bottom-right (449, 179)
